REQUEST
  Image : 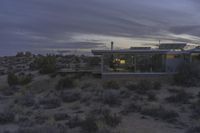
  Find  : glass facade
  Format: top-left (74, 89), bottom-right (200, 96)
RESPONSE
top-left (103, 53), bottom-right (166, 73)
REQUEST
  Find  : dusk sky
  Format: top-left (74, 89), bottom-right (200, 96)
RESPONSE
top-left (1, 0), bottom-right (200, 55)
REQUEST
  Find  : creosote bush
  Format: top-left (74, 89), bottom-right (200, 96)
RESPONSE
top-left (7, 72), bottom-right (33, 86)
top-left (32, 55), bottom-right (56, 74)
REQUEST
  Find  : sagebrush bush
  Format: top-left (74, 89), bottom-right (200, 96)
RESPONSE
top-left (67, 115), bottom-right (82, 128)
top-left (81, 114), bottom-right (98, 133)
top-left (0, 111), bottom-right (15, 124)
top-left (101, 110), bottom-right (121, 127)
top-left (39, 97), bottom-right (61, 109)
top-left (186, 126), bottom-right (200, 133)
top-left (102, 90), bottom-right (121, 106)
top-left (190, 100), bottom-right (200, 119)
top-left (141, 106), bottom-right (179, 122)
top-left (56, 77), bottom-right (76, 90)
top-left (15, 93), bottom-right (35, 107)
top-left (121, 102), bottom-right (141, 115)
top-left (147, 92), bottom-right (158, 101)
top-left (165, 90), bottom-right (193, 104)
top-left (54, 113), bottom-right (69, 121)
top-left (103, 80), bottom-right (120, 89)
top-left (60, 90), bottom-right (81, 103)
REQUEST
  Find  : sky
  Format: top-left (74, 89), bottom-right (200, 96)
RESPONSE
top-left (1, 0), bottom-right (200, 55)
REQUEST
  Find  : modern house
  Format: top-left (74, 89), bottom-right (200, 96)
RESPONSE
top-left (92, 43), bottom-right (200, 78)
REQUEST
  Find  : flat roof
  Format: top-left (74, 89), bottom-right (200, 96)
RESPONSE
top-left (92, 49), bottom-right (190, 55)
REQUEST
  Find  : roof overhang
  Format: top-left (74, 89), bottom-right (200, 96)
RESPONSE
top-left (91, 49), bottom-right (189, 55)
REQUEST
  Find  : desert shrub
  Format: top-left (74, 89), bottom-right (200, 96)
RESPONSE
top-left (17, 116), bottom-right (34, 127)
top-left (165, 90), bottom-right (193, 104)
top-left (67, 115), bottom-right (82, 128)
top-left (197, 92), bottom-right (200, 98)
top-left (103, 80), bottom-right (120, 90)
top-left (102, 90), bottom-right (121, 106)
top-left (0, 111), bottom-right (15, 124)
top-left (56, 77), bottom-right (76, 90)
top-left (54, 113), bottom-right (69, 121)
top-left (153, 81), bottom-right (162, 90)
top-left (60, 90), bottom-right (81, 103)
top-left (19, 74), bottom-right (33, 85)
top-left (120, 89), bottom-right (131, 99)
top-left (141, 106), bottom-right (179, 122)
top-left (34, 113), bottom-right (49, 125)
top-left (101, 110), bottom-right (121, 127)
top-left (1, 87), bottom-right (15, 96)
top-left (15, 93), bottom-right (35, 107)
top-left (7, 72), bottom-right (19, 86)
top-left (7, 73), bottom-right (33, 86)
top-left (186, 126), bottom-right (200, 133)
top-left (125, 82), bottom-right (137, 91)
top-left (136, 80), bottom-right (153, 94)
top-left (121, 102), bottom-right (141, 115)
top-left (147, 92), bottom-right (158, 101)
top-left (81, 114), bottom-right (98, 133)
top-left (17, 125), bottom-right (68, 133)
top-left (126, 80), bottom-right (161, 91)
top-left (174, 62), bottom-right (200, 87)
top-left (39, 97), bottom-right (61, 109)
top-left (190, 100), bottom-right (200, 119)
top-left (33, 55), bottom-right (56, 74)
top-left (81, 82), bottom-right (93, 90)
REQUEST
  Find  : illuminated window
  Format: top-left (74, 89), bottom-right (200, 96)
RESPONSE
top-left (120, 60), bottom-right (126, 64)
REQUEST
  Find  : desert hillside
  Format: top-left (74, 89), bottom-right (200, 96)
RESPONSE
top-left (0, 55), bottom-right (199, 133)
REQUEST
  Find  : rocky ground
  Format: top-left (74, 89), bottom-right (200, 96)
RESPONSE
top-left (0, 73), bottom-right (199, 133)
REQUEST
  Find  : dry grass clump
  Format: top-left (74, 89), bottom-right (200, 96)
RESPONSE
top-left (165, 90), bottom-right (193, 104)
top-left (141, 106), bottom-right (179, 123)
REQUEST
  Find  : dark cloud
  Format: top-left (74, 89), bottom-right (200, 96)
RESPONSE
top-left (169, 25), bottom-right (200, 36)
top-left (0, 0), bottom-right (200, 55)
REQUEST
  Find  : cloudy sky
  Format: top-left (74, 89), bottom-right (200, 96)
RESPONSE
top-left (1, 0), bottom-right (200, 55)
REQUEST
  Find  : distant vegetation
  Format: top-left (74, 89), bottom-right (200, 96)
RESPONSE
top-left (32, 55), bottom-right (56, 74)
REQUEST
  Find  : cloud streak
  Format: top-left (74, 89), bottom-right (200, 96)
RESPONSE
top-left (0, 0), bottom-right (200, 55)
